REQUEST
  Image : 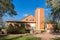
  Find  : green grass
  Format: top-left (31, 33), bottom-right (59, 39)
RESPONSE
top-left (0, 35), bottom-right (41, 40)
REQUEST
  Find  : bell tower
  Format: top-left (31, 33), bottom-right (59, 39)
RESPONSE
top-left (35, 8), bottom-right (44, 30)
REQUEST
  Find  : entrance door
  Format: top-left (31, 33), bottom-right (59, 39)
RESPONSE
top-left (30, 23), bottom-right (35, 30)
top-left (30, 23), bottom-right (35, 33)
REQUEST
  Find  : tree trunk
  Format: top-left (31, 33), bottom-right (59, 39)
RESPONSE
top-left (0, 14), bottom-right (3, 27)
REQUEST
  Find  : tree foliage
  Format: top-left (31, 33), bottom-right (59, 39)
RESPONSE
top-left (45, 14), bottom-right (53, 24)
top-left (45, 0), bottom-right (60, 32)
top-left (45, 0), bottom-right (60, 22)
top-left (0, 0), bottom-right (17, 16)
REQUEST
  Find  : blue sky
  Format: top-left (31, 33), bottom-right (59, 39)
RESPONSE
top-left (3, 0), bottom-right (51, 21)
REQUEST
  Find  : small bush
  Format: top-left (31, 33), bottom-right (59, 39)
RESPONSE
top-left (17, 23), bottom-right (26, 34)
top-left (41, 30), bottom-right (46, 33)
top-left (6, 24), bottom-right (26, 34)
top-left (6, 24), bottom-right (14, 34)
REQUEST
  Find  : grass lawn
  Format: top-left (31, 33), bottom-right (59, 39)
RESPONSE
top-left (0, 35), bottom-right (41, 40)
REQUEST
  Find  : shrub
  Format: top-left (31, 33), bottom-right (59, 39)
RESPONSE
top-left (18, 24), bottom-right (26, 34)
top-left (41, 30), bottom-right (46, 33)
top-left (6, 24), bottom-right (14, 34)
top-left (6, 24), bottom-right (26, 34)
top-left (54, 23), bottom-right (60, 32)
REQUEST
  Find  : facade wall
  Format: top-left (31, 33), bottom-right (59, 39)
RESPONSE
top-left (6, 22), bottom-right (35, 30)
top-left (45, 24), bottom-right (54, 32)
top-left (21, 15), bottom-right (35, 22)
top-left (6, 22), bottom-right (21, 27)
top-left (6, 22), bottom-right (15, 26)
top-left (47, 24), bottom-right (54, 30)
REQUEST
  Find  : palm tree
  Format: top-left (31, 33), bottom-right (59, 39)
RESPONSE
top-left (0, 0), bottom-right (17, 27)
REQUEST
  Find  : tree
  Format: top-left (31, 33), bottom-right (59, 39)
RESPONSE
top-left (45, 14), bottom-right (53, 24)
top-left (0, 0), bottom-right (17, 27)
top-left (0, 0), bottom-right (17, 16)
top-left (45, 0), bottom-right (60, 32)
top-left (45, 0), bottom-right (60, 21)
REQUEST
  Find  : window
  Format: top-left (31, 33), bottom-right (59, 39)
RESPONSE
top-left (30, 20), bottom-right (31, 21)
top-left (26, 19), bottom-right (28, 21)
top-left (32, 19), bottom-right (34, 21)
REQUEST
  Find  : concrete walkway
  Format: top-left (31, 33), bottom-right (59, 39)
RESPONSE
top-left (33, 33), bottom-right (60, 40)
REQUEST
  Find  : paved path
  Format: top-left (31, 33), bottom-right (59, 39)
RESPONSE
top-left (33, 33), bottom-right (60, 40)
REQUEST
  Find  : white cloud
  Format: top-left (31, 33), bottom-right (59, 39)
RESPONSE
top-left (24, 14), bottom-right (28, 16)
